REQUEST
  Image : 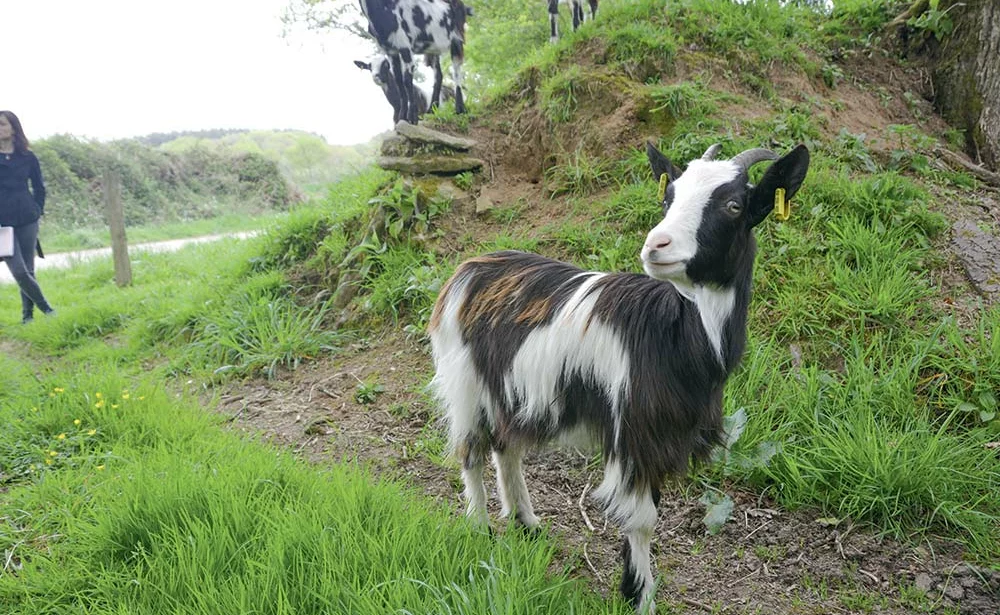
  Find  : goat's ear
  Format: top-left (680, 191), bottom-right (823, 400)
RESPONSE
top-left (747, 144), bottom-right (810, 228)
top-left (646, 141), bottom-right (682, 183)
top-left (354, 60), bottom-right (371, 71)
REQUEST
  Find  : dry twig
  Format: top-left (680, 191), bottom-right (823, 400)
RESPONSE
top-left (579, 482), bottom-right (595, 531)
top-left (681, 596), bottom-right (718, 612)
top-left (582, 542), bottom-right (600, 578)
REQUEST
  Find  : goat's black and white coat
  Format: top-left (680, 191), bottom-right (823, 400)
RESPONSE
top-left (354, 54), bottom-right (430, 123)
top-left (358, 0), bottom-right (469, 125)
top-left (429, 142), bottom-right (810, 612)
top-left (548, 0), bottom-right (598, 42)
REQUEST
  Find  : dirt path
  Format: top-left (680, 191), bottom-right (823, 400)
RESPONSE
top-left (212, 328), bottom-right (1000, 615)
top-left (0, 231), bottom-right (257, 285)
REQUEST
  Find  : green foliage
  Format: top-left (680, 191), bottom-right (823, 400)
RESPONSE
top-left (921, 307), bottom-right (1000, 426)
top-left (361, 244), bottom-right (446, 329)
top-left (647, 81), bottom-right (718, 119)
top-left (886, 124), bottom-right (937, 173)
top-left (158, 129), bottom-right (378, 188)
top-left (821, 62), bottom-right (846, 88)
top-left (603, 20), bottom-right (677, 81)
top-left (355, 375), bottom-right (385, 404)
top-left (0, 371), bottom-right (630, 614)
top-left (33, 135), bottom-right (294, 234)
top-left (827, 129), bottom-right (879, 173)
top-left (907, 0), bottom-right (957, 41)
top-left (183, 272), bottom-right (344, 379)
top-left (544, 148), bottom-right (615, 198)
top-left (540, 65), bottom-right (584, 123)
top-left (453, 171), bottom-right (476, 192)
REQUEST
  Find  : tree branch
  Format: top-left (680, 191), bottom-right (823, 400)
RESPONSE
top-left (886, 0), bottom-right (930, 31)
top-left (935, 147), bottom-right (1000, 187)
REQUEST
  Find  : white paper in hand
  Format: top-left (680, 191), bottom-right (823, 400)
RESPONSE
top-left (0, 227), bottom-right (14, 258)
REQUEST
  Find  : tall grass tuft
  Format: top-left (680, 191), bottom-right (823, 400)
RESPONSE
top-left (0, 372), bottom-right (629, 614)
top-left (184, 273), bottom-right (343, 379)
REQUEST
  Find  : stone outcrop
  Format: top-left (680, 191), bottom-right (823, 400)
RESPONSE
top-left (377, 121), bottom-right (483, 175)
top-left (377, 155), bottom-right (483, 175)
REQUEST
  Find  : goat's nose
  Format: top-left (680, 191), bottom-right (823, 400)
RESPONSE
top-left (645, 231), bottom-right (672, 250)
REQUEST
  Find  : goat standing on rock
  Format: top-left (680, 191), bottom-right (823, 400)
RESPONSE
top-left (429, 142), bottom-right (810, 612)
top-left (358, 0), bottom-right (470, 125)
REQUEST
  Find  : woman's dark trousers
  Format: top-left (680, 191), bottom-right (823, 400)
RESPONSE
top-left (3, 221), bottom-right (52, 322)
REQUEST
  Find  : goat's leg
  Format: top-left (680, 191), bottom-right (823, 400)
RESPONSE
top-left (618, 485), bottom-right (661, 613)
top-left (390, 54), bottom-right (409, 126)
top-left (398, 49), bottom-right (418, 124)
top-left (598, 462), bottom-right (660, 612)
top-left (449, 42), bottom-right (466, 114)
top-left (492, 445), bottom-right (539, 529)
top-left (572, 0), bottom-right (583, 31)
top-left (428, 55), bottom-right (443, 112)
top-left (548, 0), bottom-right (559, 43)
top-left (459, 435), bottom-right (490, 526)
top-left (589, 0), bottom-right (598, 21)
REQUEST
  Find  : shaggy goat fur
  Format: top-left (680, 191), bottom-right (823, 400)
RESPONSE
top-left (429, 141), bottom-right (810, 611)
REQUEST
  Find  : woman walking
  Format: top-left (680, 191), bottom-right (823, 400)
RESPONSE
top-left (0, 110), bottom-right (54, 323)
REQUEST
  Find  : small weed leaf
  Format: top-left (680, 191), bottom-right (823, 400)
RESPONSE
top-left (699, 490), bottom-right (735, 535)
top-left (743, 440), bottom-right (782, 470)
top-left (356, 378), bottom-right (385, 405)
top-left (723, 407), bottom-right (749, 451)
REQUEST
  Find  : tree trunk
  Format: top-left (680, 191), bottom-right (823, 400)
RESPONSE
top-left (925, 0), bottom-right (1000, 170)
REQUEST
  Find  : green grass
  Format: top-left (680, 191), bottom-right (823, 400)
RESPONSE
top-left (0, 368), bottom-right (629, 615)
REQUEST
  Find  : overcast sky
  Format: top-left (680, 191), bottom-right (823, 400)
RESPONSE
top-left (5, 0), bottom-right (392, 145)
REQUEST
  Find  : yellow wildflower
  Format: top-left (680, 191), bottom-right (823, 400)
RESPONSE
top-left (31, 407), bottom-right (38, 412)
top-left (138, 396), bottom-right (146, 401)
top-left (87, 429), bottom-right (96, 436)
top-left (45, 459), bottom-right (53, 466)
top-left (95, 392), bottom-right (103, 399)
top-left (74, 419), bottom-right (81, 426)
top-left (95, 400), bottom-right (105, 409)
top-left (56, 433), bottom-right (66, 440)
top-left (49, 451), bottom-right (58, 457)
top-left (54, 387), bottom-right (64, 393)
top-left (96, 465), bottom-right (105, 471)
top-left (111, 404), bottom-right (119, 409)
top-left (122, 392), bottom-right (130, 400)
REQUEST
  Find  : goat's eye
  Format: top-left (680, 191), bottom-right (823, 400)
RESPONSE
top-left (726, 200), bottom-right (742, 216)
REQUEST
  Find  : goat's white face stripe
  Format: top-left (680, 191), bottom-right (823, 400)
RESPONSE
top-left (643, 160), bottom-right (741, 273)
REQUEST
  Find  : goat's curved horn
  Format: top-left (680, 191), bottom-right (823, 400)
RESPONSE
top-left (701, 144), bottom-right (722, 161)
top-left (731, 148), bottom-right (778, 172)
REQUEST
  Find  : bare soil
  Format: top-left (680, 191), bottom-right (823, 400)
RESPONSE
top-left (214, 328), bottom-right (999, 615)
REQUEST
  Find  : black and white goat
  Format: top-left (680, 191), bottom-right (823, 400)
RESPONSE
top-left (548, 0), bottom-right (598, 43)
top-left (429, 142), bottom-right (810, 611)
top-left (359, 0), bottom-right (470, 125)
top-left (354, 54), bottom-right (430, 123)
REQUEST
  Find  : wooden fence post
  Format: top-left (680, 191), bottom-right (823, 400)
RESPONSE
top-left (103, 170), bottom-right (132, 287)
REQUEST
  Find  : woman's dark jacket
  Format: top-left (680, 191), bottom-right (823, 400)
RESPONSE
top-left (0, 150), bottom-right (46, 227)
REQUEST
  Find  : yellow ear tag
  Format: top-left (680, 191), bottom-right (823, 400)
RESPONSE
top-left (657, 174), bottom-right (669, 203)
top-left (773, 187), bottom-right (790, 221)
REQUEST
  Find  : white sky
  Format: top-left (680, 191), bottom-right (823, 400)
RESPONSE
top-left (5, 0), bottom-right (392, 145)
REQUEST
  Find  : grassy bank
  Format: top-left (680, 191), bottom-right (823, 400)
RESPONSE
top-left (2, 0), bottom-right (999, 611)
top-left (0, 365), bottom-right (624, 614)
